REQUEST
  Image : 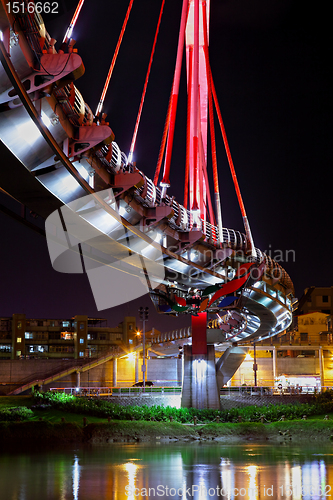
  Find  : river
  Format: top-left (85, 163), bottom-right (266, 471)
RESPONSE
top-left (0, 442), bottom-right (332, 499)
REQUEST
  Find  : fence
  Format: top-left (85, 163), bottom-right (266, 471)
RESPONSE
top-left (50, 385), bottom-right (333, 398)
top-left (50, 386), bottom-right (182, 397)
top-left (220, 386), bottom-right (333, 396)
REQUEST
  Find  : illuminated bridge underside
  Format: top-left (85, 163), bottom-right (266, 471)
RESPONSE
top-left (0, 4), bottom-right (295, 346)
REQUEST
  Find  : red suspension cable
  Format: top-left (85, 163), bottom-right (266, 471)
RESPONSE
top-left (211, 77), bottom-right (247, 219)
top-left (153, 90), bottom-right (172, 186)
top-left (202, 2), bottom-right (218, 195)
top-left (129, 0), bottom-right (165, 163)
top-left (160, 0), bottom-right (189, 191)
top-left (211, 75), bottom-right (255, 253)
top-left (202, 0), bottom-right (223, 241)
top-left (63, 0), bottom-right (85, 44)
top-left (183, 45), bottom-right (193, 208)
top-left (200, 131), bottom-right (216, 224)
top-left (95, 0), bottom-right (134, 116)
top-left (190, 0), bottom-right (200, 211)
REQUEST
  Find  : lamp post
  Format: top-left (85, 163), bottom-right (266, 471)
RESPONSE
top-left (139, 307), bottom-right (149, 391)
top-left (253, 341), bottom-right (257, 387)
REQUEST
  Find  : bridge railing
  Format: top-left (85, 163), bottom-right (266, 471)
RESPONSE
top-left (220, 386), bottom-right (333, 396)
top-left (49, 385), bottom-right (333, 397)
top-left (50, 386), bottom-right (182, 396)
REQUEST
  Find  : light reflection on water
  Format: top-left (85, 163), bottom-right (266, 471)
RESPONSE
top-left (0, 443), bottom-right (332, 500)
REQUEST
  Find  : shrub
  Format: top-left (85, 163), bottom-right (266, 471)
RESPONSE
top-left (0, 406), bottom-right (34, 421)
top-left (32, 391), bottom-right (333, 424)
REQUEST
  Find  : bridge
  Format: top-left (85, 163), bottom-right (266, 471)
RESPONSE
top-left (0, 0), bottom-right (297, 408)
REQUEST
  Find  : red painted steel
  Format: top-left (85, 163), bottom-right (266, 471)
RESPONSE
top-left (154, 90), bottom-right (172, 186)
top-left (96, 0), bottom-right (134, 116)
top-left (191, 312), bottom-right (208, 355)
top-left (63, 0), bottom-right (86, 44)
top-left (211, 77), bottom-right (248, 220)
top-left (129, 0), bottom-right (165, 163)
top-left (160, 0), bottom-right (189, 187)
top-left (184, 45), bottom-right (193, 207)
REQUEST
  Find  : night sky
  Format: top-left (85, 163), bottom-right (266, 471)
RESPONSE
top-left (0, 0), bottom-right (331, 331)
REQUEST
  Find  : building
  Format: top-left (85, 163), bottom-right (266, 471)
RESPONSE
top-left (0, 314), bottom-right (137, 360)
top-left (232, 302), bottom-right (333, 390)
top-left (297, 286), bottom-right (333, 315)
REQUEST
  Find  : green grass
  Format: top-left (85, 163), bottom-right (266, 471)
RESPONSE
top-left (0, 395), bottom-right (108, 425)
top-left (2, 393), bottom-right (333, 428)
top-left (2, 395), bottom-right (333, 448)
top-left (0, 396), bottom-right (32, 407)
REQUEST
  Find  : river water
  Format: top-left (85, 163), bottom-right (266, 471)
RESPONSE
top-left (0, 442), bottom-right (332, 500)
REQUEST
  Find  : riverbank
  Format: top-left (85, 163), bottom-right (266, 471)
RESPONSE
top-left (1, 419), bottom-right (333, 450)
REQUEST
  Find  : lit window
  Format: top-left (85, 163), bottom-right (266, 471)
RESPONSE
top-left (16, 350), bottom-right (21, 356)
top-left (79, 352), bottom-right (84, 357)
top-left (63, 321), bottom-right (70, 327)
top-left (80, 323), bottom-right (84, 330)
top-left (79, 338), bottom-right (84, 344)
top-left (17, 322), bottom-right (22, 329)
top-left (17, 337), bottom-right (22, 343)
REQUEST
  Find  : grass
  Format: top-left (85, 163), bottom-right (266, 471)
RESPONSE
top-left (1, 394), bottom-right (333, 444)
top-left (0, 395), bottom-right (108, 425)
top-left (0, 396), bottom-right (32, 407)
top-left (1, 393), bottom-right (333, 450)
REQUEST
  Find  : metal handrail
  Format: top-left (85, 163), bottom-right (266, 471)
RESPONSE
top-left (220, 385), bottom-right (332, 396)
top-left (50, 386), bottom-right (182, 396)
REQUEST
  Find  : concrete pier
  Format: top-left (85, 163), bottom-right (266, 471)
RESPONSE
top-left (181, 344), bottom-right (220, 409)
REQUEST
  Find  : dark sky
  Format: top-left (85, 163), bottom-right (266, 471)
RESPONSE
top-left (0, 0), bottom-right (332, 330)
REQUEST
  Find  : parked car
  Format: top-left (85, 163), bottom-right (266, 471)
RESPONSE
top-left (132, 381), bottom-right (154, 387)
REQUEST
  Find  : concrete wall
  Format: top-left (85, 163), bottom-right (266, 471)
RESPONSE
top-left (0, 357), bottom-right (181, 394)
top-left (1, 353), bottom-right (332, 395)
top-left (277, 357), bottom-right (319, 375)
top-left (0, 359), bottom-right (85, 394)
top-left (232, 358), bottom-right (274, 386)
top-left (231, 356), bottom-right (331, 386)
top-left (147, 358), bottom-right (181, 386)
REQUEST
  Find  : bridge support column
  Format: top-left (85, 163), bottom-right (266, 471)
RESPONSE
top-left (181, 313), bottom-right (219, 409)
top-left (181, 344), bottom-right (220, 409)
top-left (113, 358), bottom-right (117, 387)
top-left (76, 371), bottom-right (80, 388)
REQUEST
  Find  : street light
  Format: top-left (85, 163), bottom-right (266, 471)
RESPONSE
top-left (138, 307), bottom-right (149, 391)
top-left (253, 341), bottom-right (257, 387)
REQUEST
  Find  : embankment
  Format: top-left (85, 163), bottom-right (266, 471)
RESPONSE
top-left (1, 420), bottom-right (333, 450)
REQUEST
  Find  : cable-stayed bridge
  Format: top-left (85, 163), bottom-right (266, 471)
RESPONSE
top-left (0, 0), bottom-right (297, 407)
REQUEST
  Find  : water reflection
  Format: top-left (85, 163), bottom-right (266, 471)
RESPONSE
top-left (0, 443), bottom-right (332, 500)
top-left (73, 455), bottom-right (80, 500)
